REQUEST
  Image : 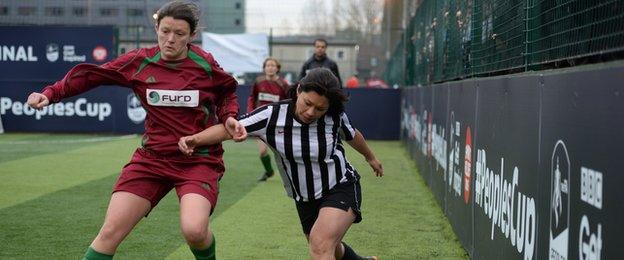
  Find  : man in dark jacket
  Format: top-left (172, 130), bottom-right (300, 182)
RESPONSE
top-left (298, 38), bottom-right (342, 87)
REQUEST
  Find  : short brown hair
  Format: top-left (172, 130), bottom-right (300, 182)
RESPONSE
top-left (155, 1), bottom-right (200, 34)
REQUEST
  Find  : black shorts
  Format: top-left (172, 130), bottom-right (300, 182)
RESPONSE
top-left (295, 181), bottom-right (362, 235)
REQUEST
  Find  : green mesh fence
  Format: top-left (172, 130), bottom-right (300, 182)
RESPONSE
top-left (471, 0), bottom-right (527, 74)
top-left (527, 0), bottom-right (624, 67)
top-left (384, 0), bottom-right (624, 86)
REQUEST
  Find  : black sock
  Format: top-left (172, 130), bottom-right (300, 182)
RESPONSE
top-left (341, 242), bottom-right (361, 260)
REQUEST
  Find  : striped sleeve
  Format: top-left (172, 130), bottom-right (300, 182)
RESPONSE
top-left (339, 112), bottom-right (356, 141)
top-left (239, 105), bottom-right (272, 137)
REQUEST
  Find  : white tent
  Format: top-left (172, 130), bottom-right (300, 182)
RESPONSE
top-left (201, 32), bottom-right (269, 75)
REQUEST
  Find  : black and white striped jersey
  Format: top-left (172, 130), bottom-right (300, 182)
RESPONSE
top-left (239, 100), bottom-right (360, 202)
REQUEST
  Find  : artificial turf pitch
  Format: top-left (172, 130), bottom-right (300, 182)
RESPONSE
top-left (0, 133), bottom-right (468, 259)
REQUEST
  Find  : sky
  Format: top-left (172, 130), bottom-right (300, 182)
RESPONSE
top-left (245, 0), bottom-right (325, 36)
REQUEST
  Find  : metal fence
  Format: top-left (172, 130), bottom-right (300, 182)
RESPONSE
top-left (385, 0), bottom-right (624, 86)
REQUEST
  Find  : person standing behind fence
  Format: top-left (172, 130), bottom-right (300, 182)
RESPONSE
top-left (299, 38), bottom-right (343, 87)
top-left (247, 57), bottom-right (290, 181)
top-left (26, 1), bottom-right (241, 259)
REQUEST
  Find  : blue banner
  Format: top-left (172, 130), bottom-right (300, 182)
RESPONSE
top-left (0, 25), bottom-right (115, 82)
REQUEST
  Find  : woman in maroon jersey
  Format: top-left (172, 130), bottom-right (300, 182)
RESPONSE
top-left (26, 1), bottom-right (244, 259)
top-left (246, 57), bottom-right (291, 181)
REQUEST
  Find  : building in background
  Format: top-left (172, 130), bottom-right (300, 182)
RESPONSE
top-left (0, 0), bottom-right (245, 54)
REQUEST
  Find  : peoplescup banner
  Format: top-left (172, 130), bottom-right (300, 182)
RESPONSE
top-left (401, 64), bottom-right (624, 259)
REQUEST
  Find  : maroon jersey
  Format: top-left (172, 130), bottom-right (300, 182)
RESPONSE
top-left (42, 44), bottom-right (238, 164)
top-left (246, 75), bottom-right (289, 113)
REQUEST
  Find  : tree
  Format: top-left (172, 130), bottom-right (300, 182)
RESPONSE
top-left (340, 0), bottom-right (385, 42)
top-left (298, 0), bottom-right (332, 35)
top-left (297, 0), bottom-right (385, 39)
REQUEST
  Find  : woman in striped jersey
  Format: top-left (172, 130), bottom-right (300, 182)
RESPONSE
top-left (179, 68), bottom-right (383, 260)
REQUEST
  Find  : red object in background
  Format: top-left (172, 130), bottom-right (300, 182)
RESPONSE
top-left (346, 76), bottom-right (359, 88)
top-left (365, 78), bottom-right (389, 88)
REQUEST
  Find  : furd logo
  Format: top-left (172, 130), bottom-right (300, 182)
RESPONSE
top-left (148, 91), bottom-right (160, 104)
top-left (549, 140), bottom-right (570, 260)
top-left (127, 94), bottom-right (146, 124)
top-left (146, 89), bottom-right (198, 107)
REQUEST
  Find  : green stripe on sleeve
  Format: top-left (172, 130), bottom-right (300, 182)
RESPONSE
top-left (188, 50), bottom-right (213, 76)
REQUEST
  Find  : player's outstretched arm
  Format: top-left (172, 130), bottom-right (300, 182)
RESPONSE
top-left (179, 125), bottom-right (232, 155)
top-left (224, 117), bottom-right (247, 142)
top-left (346, 129), bottom-right (384, 177)
top-left (26, 92), bottom-right (50, 109)
top-left (178, 117), bottom-right (248, 156)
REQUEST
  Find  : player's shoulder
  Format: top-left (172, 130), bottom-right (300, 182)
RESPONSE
top-left (275, 99), bottom-right (291, 106)
top-left (254, 75), bottom-right (267, 83)
top-left (188, 44), bottom-right (217, 63)
top-left (262, 100), bottom-right (290, 113)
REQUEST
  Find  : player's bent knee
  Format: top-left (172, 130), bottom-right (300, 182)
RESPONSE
top-left (308, 234), bottom-right (336, 255)
top-left (97, 224), bottom-right (125, 244)
top-left (181, 226), bottom-right (208, 244)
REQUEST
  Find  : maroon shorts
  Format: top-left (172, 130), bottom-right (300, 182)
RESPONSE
top-left (114, 148), bottom-right (224, 213)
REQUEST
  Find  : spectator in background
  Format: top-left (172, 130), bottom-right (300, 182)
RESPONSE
top-left (365, 76), bottom-right (389, 89)
top-left (246, 57), bottom-right (290, 181)
top-left (299, 38), bottom-right (343, 87)
top-left (346, 74), bottom-right (360, 88)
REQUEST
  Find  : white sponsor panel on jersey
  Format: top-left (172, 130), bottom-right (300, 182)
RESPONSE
top-left (146, 89), bottom-right (199, 107)
top-left (258, 92), bottom-right (280, 102)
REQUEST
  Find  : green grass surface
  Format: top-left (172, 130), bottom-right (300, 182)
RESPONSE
top-left (0, 133), bottom-right (468, 259)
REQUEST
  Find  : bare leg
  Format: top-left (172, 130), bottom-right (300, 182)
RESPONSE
top-left (90, 191), bottom-right (151, 254)
top-left (257, 139), bottom-right (268, 156)
top-left (308, 207), bottom-right (356, 260)
top-left (179, 193), bottom-right (213, 249)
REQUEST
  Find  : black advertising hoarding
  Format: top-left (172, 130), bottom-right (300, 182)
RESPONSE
top-left (418, 86), bottom-right (434, 185)
top-left (429, 84), bottom-right (449, 207)
top-left (402, 65), bottom-right (624, 259)
top-left (0, 83), bottom-right (144, 133)
top-left (0, 26), bottom-right (115, 82)
top-left (401, 87), bottom-right (420, 157)
top-left (538, 67), bottom-right (624, 260)
top-left (472, 76), bottom-right (541, 260)
top-left (445, 80), bottom-right (477, 254)
top-left (345, 88), bottom-right (400, 140)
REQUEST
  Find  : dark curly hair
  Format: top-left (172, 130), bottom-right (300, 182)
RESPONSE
top-left (289, 68), bottom-right (348, 116)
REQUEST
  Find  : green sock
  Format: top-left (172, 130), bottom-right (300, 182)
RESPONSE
top-left (260, 154), bottom-right (273, 174)
top-left (82, 247), bottom-right (113, 260)
top-left (190, 236), bottom-right (216, 260)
